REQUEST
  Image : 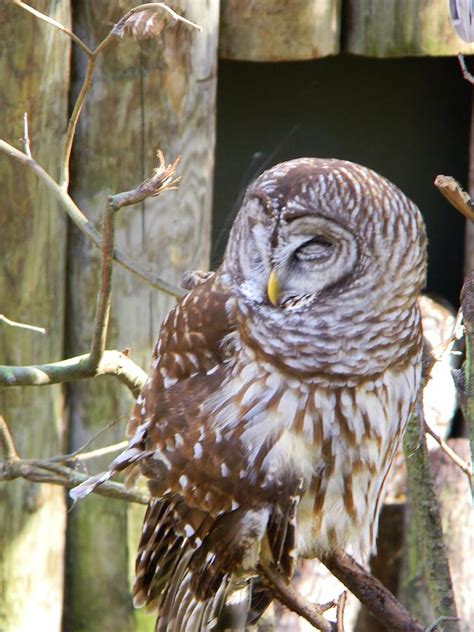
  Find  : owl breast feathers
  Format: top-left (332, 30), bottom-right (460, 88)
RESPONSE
top-left (71, 158), bottom-right (427, 631)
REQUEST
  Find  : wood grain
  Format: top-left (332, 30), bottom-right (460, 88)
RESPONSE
top-left (345, 0), bottom-right (474, 57)
top-left (219, 0), bottom-right (341, 61)
top-left (65, 1), bottom-right (218, 630)
top-left (0, 1), bottom-right (71, 630)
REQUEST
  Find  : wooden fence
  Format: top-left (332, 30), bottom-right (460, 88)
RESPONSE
top-left (0, 2), bottom-right (472, 631)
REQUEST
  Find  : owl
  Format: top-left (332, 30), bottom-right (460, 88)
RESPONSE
top-left (72, 158), bottom-right (427, 630)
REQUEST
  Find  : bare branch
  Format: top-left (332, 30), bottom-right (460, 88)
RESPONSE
top-left (0, 416), bottom-right (19, 461)
top-left (22, 112), bottom-right (32, 158)
top-left (425, 616), bottom-right (461, 632)
top-left (424, 421), bottom-right (472, 479)
top-left (0, 457), bottom-right (148, 505)
top-left (321, 550), bottom-right (424, 632)
top-left (403, 407), bottom-right (460, 631)
top-left (13, 0), bottom-right (93, 56)
top-left (0, 140), bottom-right (184, 298)
top-left (108, 152), bottom-right (181, 210)
top-left (88, 201), bottom-right (115, 370)
top-left (335, 591), bottom-right (347, 632)
top-left (257, 563), bottom-right (336, 632)
top-left (0, 313), bottom-right (45, 334)
top-left (434, 174), bottom-right (474, 222)
top-left (0, 349), bottom-right (146, 398)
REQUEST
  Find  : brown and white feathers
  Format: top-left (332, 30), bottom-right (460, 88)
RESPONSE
top-left (71, 158), bottom-right (427, 631)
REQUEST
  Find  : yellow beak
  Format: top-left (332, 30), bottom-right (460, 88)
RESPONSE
top-left (267, 269), bottom-right (280, 307)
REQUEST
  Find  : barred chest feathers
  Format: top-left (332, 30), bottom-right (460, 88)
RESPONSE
top-left (204, 342), bottom-right (422, 561)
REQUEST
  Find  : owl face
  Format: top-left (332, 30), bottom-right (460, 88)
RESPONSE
top-left (237, 205), bottom-right (362, 308)
top-left (221, 158), bottom-right (426, 379)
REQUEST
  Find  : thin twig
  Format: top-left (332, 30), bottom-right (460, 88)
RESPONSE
top-left (335, 591), bottom-right (347, 632)
top-left (13, 0), bottom-right (92, 56)
top-left (50, 441), bottom-right (129, 464)
top-left (0, 416), bottom-right (19, 461)
top-left (321, 551), bottom-right (424, 631)
top-left (0, 140), bottom-right (184, 298)
top-left (425, 616), bottom-right (461, 632)
top-left (22, 112), bottom-right (32, 158)
top-left (434, 174), bottom-right (474, 222)
top-left (424, 421), bottom-right (472, 479)
top-left (257, 564), bottom-right (336, 632)
top-left (0, 349), bottom-right (147, 398)
top-left (0, 313), bottom-right (45, 334)
top-left (457, 54), bottom-right (474, 85)
top-left (108, 151), bottom-right (181, 210)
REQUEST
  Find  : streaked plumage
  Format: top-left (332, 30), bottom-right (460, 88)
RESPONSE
top-left (72, 158), bottom-right (427, 630)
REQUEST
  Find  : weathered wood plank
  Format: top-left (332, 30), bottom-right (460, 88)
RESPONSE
top-left (0, 1), bottom-right (70, 630)
top-left (219, 0), bottom-right (341, 61)
top-left (345, 0), bottom-right (474, 57)
top-left (65, 1), bottom-right (218, 630)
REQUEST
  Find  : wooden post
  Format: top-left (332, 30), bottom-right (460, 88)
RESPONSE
top-left (345, 0), bottom-right (474, 57)
top-left (65, 1), bottom-right (218, 630)
top-left (219, 0), bottom-right (341, 61)
top-left (0, 2), bottom-right (70, 631)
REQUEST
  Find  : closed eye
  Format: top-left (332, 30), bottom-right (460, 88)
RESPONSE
top-left (293, 236), bottom-right (334, 262)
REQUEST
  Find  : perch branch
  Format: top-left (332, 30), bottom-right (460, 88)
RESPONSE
top-left (0, 350), bottom-right (146, 398)
top-left (0, 313), bottom-right (45, 334)
top-left (0, 415), bottom-right (148, 504)
top-left (257, 563), bottom-right (336, 632)
top-left (403, 407), bottom-right (460, 631)
top-left (0, 141), bottom-right (184, 298)
top-left (321, 550), bottom-right (423, 632)
top-left (434, 175), bottom-right (474, 222)
top-left (0, 457), bottom-right (148, 504)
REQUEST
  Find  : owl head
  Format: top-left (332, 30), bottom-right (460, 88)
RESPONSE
top-left (221, 158), bottom-right (427, 379)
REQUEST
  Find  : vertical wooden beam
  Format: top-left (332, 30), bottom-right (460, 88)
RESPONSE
top-left (219, 0), bottom-right (341, 61)
top-left (65, 1), bottom-right (218, 630)
top-left (0, 2), bottom-right (70, 631)
top-left (345, 1), bottom-right (474, 57)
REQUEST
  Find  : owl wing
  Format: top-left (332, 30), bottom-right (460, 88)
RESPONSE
top-left (71, 272), bottom-right (300, 627)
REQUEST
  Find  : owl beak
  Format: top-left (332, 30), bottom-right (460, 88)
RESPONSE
top-left (267, 269), bottom-right (280, 306)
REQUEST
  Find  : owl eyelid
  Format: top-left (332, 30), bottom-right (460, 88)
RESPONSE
top-left (293, 235), bottom-right (334, 261)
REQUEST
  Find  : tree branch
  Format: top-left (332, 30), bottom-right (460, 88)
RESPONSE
top-left (321, 550), bottom-right (424, 632)
top-left (0, 313), bottom-right (45, 334)
top-left (257, 563), bottom-right (336, 632)
top-left (0, 140), bottom-right (184, 298)
top-left (0, 415), bottom-right (148, 504)
top-left (0, 350), bottom-right (146, 398)
top-left (403, 408), bottom-right (460, 631)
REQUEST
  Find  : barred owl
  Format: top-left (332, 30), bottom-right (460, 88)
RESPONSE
top-left (72, 158), bottom-right (427, 630)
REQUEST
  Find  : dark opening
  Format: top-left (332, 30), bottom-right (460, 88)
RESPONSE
top-left (212, 54), bottom-right (470, 306)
